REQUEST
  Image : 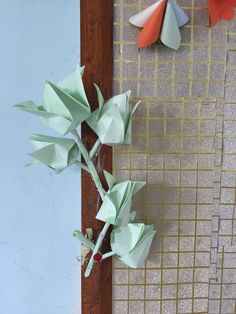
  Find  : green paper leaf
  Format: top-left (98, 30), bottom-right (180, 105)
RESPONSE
top-left (103, 170), bottom-right (116, 190)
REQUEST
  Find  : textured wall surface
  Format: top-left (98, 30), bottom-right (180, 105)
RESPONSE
top-left (112, 1), bottom-right (236, 313)
top-left (0, 1), bottom-right (81, 313)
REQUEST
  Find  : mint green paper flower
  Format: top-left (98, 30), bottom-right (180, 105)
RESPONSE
top-left (111, 223), bottom-right (156, 268)
top-left (30, 134), bottom-right (79, 171)
top-left (96, 171), bottom-right (145, 226)
top-left (86, 89), bottom-right (141, 145)
top-left (15, 66), bottom-right (91, 135)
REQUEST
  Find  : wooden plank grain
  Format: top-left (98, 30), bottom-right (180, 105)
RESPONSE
top-left (80, 0), bottom-right (113, 313)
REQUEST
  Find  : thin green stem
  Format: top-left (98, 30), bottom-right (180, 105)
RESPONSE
top-left (89, 138), bottom-right (101, 159)
top-left (71, 130), bottom-right (105, 201)
top-left (84, 222), bottom-right (110, 277)
top-left (102, 251), bottom-right (116, 260)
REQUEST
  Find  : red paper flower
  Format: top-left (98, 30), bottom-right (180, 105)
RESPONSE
top-left (208, 0), bottom-right (236, 25)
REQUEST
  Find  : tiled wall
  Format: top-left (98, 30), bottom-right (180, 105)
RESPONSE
top-left (112, 1), bottom-right (236, 313)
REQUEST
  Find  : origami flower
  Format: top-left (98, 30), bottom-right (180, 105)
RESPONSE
top-left (129, 0), bottom-right (189, 49)
top-left (111, 223), bottom-right (156, 268)
top-left (96, 171), bottom-right (145, 226)
top-left (15, 66), bottom-right (91, 135)
top-left (86, 89), bottom-right (140, 145)
top-left (29, 134), bottom-right (79, 171)
top-left (208, 0), bottom-right (236, 25)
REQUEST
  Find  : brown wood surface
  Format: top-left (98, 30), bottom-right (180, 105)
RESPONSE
top-left (80, 0), bottom-right (113, 313)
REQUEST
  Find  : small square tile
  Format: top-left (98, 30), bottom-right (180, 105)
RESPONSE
top-left (163, 269), bottom-right (177, 284)
top-left (181, 188), bottom-right (197, 203)
top-left (146, 270), bottom-right (161, 284)
top-left (196, 221), bottom-right (212, 236)
top-left (194, 268), bottom-right (209, 282)
top-left (145, 301), bottom-right (160, 313)
top-left (178, 299), bottom-right (193, 313)
top-left (183, 119), bottom-right (198, 136)
top-left (182, 154), bottom-right (197, 169)
top-left (193, 298), bottom-right (208, 312)
top-left (181, 171), bottom-right (197, 187)
top-left (196, 236), bottom-right (211, 251)
top-left (197, 188), bottom-right (213, 204)
top-left (129, 270), bottom-right (145, 284)
top-left (113, 301), bottom-right (128, 314)
top-left (179, 268), bottom-right (193, 283)
top-left (113, 285), bottom-right (129, 300)
top-left (165, 154), bottom-right (181, 169)
top-left (163, 253), bottom-right (178, 267)
top-left (179, 252), bottom-right (194, 267)
top-left (148, 154), bottom-right (164, 169)
top-left (180, 205), bottom-right (196, 219)
top-left (129, 301), bottom-right (144, 314)
top-left (129, 286), bottom-right (144, 300)
top-left (162, 284), bottom-right (177, 299)
top-left (180, 237), bottom-right (195, 251)
top-left (178, 283), bottom-right (193, 298)
top-left (195, 252), bottom-right (210, 267)
top-left (162, 300), bottom-right (176, 314)
top-left (221, 188), bottom-right (235, 204)
top-left (149, 120), bottom-right (164, 136)
top-left (113, 269), bottom-right (128, 284)
top-left (180, 221), bottom-right (196, 235)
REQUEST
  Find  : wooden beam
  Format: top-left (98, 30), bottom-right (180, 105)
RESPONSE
top-left (80, 0), bottom-right (113, 313)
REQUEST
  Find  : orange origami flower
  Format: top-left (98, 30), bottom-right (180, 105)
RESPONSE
top-left (208, 0), bottom-right (236, 25)
top-left (129, 0), bottom-right (189, 50)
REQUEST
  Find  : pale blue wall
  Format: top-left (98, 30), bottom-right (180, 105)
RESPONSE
top-left (0, 1), bottom-right (81, 313)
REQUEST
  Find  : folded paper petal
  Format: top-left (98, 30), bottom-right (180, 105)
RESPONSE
top-left (160, 1), bottom-right (181, 50)
top-left (129, 0), bottom-right (163, 27)
top-left (138, 0), bottom-right (167, 48)
top-left (170, 0), bottom-right (189, 27)
top-left (15, 66), bottom-right (91, 135)
top-left (30, 134), bottom-right (79, 171)
top-left (208, 0), bottom-right (236, 25)
top-left (129, 0), bottom-right (189, 49)
top-left (86, 90), bottom-right (138, 145)
top-left (111, 223), bottom-right (156, 268)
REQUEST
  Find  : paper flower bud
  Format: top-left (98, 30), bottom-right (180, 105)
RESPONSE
top-left (15, 66), bottom-right (91, 135)
top-left (87, 89), bottom-right (140, 145)
top-left (96, 171), bottom-right (145, 226)
top-left (30, 134), bottom-right (79, 171)
top-left (111, 223), bottom-right (156, 268)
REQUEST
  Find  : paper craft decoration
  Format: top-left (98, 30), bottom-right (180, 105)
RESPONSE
top-left (208, 0), bottom-right (236, 25)
top-left (129, 0), bottom-right (189, 50)
top-left (30, 134), bottom-right (79, 171)
top-left (96, 171), bottom-right (145, 226)
top-left (15, 66), bottom-right (91, 135)
top-left (87, 89), bottom-right (141, 145)
top-left (111, 223), bottom-right (156, 268)
top-left (16, 65), bottom-right (156, 277)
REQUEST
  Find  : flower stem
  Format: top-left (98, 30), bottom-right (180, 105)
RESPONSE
top-left (89, 138), bottom-right (101, 159)
top-left (72, 129), bottom-right (111, 276)
top-left (84, 222), bottom-right (110, 277)
top-left (71, 130), bottom-right (105, 201)
top-left (102, 251), bottom-right (116, 260)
